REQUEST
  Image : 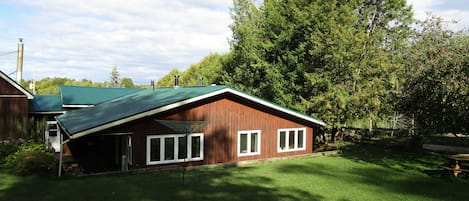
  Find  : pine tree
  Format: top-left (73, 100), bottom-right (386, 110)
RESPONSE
top-left (109, 66), bottom-right (121, 88)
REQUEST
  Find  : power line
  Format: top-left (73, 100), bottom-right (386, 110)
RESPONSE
top-left (0, 51), bottom-right (17, 56)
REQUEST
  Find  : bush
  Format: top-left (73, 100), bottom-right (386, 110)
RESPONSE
top-left (4, 141), bottom-right (55, 175)
top-left (0, 141), bottom-right (19, 164)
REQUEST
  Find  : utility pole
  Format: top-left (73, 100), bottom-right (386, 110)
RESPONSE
top-left (16, 38), bottom-right (24, 83)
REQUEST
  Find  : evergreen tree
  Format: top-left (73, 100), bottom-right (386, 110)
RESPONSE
top-left (109, 66), bottom-right (121, 88)
top-left (223, 0), bottom-right (413, 127)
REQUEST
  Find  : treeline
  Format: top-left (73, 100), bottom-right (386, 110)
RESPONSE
top-left (158, 0), bottom-right (468, 134)
top-left (157, 53), bottom-right (226, 87)
top-left (21, 75), bottom-right (144, 94)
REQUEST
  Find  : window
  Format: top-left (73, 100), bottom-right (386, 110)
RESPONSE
top-left (147, 133), bottom-right (204, 165)
top-left (191, 135), bottom-right (202, 159)
top-left (278, 128), bottom-right (306, 152)
top-left (46, 121), bottom-right (58, 136)
top-left (150, 138), bottom-right (160, 161)
top-left (238, 130), bottom-right (261, 156)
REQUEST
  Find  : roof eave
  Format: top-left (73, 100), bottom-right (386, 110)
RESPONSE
top-left (0, 71), bottom-right (34, 99)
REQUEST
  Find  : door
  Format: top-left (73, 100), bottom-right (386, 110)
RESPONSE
top-left (120, 135), bottom-right (132, 171)
top-left (45, 121), bottom-right (60, 152)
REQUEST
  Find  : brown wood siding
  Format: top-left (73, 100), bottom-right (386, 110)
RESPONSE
top-left (0, 98), bottom-right (29, 139)
top-left (0, 78), bottom-right (25, 95)
top-left (94, 94), bottom-right (316, 169)
top-left (160, 98), bottom-right (314, 164)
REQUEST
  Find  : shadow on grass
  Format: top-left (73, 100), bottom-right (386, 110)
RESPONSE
top-left (348, 166), bottom-right (469, 201)
top-left (272, 143), bottom-right (469, 201)
top-left (340, 143), bottom-right (446, 174)
top-left (340, 143), bottom-right (469, 200)
top-left (0, 165), bottom-right (323, 201)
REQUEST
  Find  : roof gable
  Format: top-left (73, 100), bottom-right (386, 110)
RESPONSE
top-left (57, 86), bottom-right (325, 139)
top-left (0, 71), bottom-right (34, 99)
top-left (60, 85), bottom-right (143, 106)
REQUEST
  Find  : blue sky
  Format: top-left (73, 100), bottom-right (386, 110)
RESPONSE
top-left (0, 0), bottom-right (468, 84)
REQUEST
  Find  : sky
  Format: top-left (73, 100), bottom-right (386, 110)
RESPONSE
top-left (0, 0), bottom-right (468, 84)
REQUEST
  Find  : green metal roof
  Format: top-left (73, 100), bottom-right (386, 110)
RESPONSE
top-left (57, 86), bottom-right (228, 137)
top-left (60, 85), bottom-right (143, 106)
top-left (30, 95), bottom-right (64, 113)
top-left (57, 85), bottom-right (326, 139)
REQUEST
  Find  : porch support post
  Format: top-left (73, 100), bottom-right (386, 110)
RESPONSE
top-left (58, 133), bottom-right (63, 177)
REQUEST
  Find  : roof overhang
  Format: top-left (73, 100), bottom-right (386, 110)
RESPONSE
top-left (0, 71), bottom-right (34, 99)
top-left (30, 111), bottom-right (66, 115)
top-left (62, 88), bottom-right (326, 140)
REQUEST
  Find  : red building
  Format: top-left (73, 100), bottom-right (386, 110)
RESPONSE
top-left (55, 86), bottom-right (325, 173)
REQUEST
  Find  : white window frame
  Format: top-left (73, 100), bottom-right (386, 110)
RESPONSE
top-left (146, 133), bottom-right (204, 165)
top-left (237, 130), bottom-right (261, 157)
top-left (277, 128), bottom-right (306, 152)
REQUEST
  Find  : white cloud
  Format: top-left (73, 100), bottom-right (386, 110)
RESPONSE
top-left (407, 0), bottom-right (469, 30)
top-left (0, 0), bottom-right (233, 84)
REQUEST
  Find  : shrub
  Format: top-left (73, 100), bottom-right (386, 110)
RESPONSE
top-left (0, 141), bottom-right (19, 164)
top-left (4, 141), bottom-right (55, 175)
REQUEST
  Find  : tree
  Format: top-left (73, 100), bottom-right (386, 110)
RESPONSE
top-left (223, 0), bottom-right (413, 128)
top-left (121, 78), bottom-right (135, 88)
top-left (157, 53), bottom-right (227, 87)
top-left (157, 69), bottom-right (182, 87)
top-left (109, 66), bottom-right (121, 88)
top-left (398, 15), bottom-right (469, 135)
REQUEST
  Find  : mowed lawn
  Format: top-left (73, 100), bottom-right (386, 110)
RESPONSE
top-left (1, 144), bottom-right (468, 201)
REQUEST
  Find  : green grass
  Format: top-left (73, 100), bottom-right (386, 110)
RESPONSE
top-left (1, 144), bottom-right (468, 201)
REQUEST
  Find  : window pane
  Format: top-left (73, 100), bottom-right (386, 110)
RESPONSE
top-left (178, 136), bottom-right (187, 159)
top-left (164, 137), bottom-right (175, 160)
top-left (191, 136), bottom-right (201, 158)
top-left (280, 131), bottom-right (286, 150)
top-left (289, 131), bottom-right (295, 149)
top-left (240, 133), bottom-right (248, 153)
top-left (250, 132), bottom-right (258, 153)
top-left (48, 130), bottom-right (58, 136)
top-left (47, 123), bottom-right (58, 136)
top-left (150, 138), bottom-right (160, 161)
top-left (298, 130), bottom-right (304, 148)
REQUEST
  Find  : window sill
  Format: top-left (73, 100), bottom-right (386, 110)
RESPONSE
top-left (238, 152), bottom-right (261, 157)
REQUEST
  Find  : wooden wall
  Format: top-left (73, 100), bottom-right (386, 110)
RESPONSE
top-left (99, 94), bottom-right (316, 169)
top-left (0, 78), bottom-right (30, 139)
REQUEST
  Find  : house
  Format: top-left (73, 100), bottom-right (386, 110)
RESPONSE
top-left (0, 71), bottom-right (33, 139)
top-left (1, 71), bottom-right (326, 174)
top-left (52, 85), bottom-right (326, 174)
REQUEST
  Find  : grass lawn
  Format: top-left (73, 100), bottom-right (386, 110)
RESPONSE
top-left (1, 144), bottom-right (468, 201)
